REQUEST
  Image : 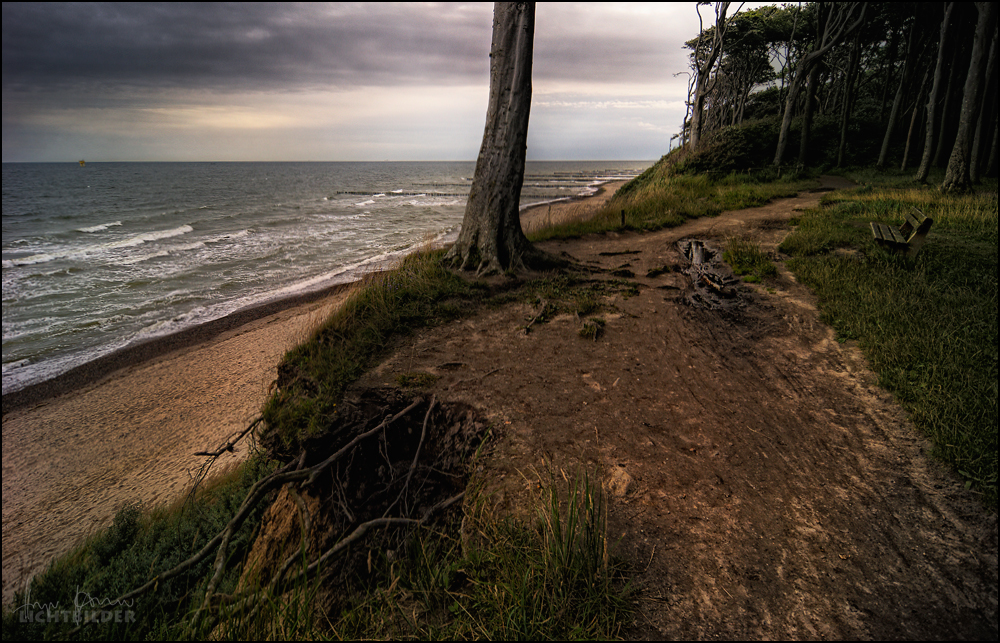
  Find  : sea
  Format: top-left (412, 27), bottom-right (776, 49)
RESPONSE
top-left (2, 160), bottom-right (649, 396)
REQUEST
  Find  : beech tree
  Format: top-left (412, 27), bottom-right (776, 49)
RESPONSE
top-left (446, 2), bottom-right (545, 275)
top-left (687, 2), bottom-right (735, 151)
top-left (942, 1), bottom-right (997, 192)
top-left (773, 2), bottom-right (866, 168)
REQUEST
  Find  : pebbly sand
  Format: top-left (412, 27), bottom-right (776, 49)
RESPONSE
top-left (0, 181), bottom-right (624, 604)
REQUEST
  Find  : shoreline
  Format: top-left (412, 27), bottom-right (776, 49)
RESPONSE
top-left (1, 180), bottom-right (626, 604)
top-left (2, 281), bottom-right (356, 416)
top-left (2, 180), bottom-right (626, 417)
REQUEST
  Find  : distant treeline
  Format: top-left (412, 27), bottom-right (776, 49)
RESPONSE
top-left (678, 2), bottom-right (997, 191)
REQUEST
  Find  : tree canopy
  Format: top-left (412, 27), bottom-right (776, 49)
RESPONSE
top-left (677, 1), bottom-right (998, 187)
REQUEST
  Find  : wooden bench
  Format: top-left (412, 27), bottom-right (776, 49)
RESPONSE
top-left (870, 207), bottom-right (933, 258)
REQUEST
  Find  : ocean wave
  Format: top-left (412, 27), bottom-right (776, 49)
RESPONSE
top-left (116, 249), bottom-right (173, 266)
top-left (77, 221), bottom-right (123, 233)
top-left (6, 225), bottom-right (194, 267)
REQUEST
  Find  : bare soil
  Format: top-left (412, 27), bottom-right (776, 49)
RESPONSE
top-left (354, 176), bottom-right (998, 639)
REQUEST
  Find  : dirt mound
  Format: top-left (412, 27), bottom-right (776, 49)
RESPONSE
top-left (242, 389), bottom-right (488, 614)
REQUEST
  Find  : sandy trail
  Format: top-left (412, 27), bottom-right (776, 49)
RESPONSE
top-left (358, 175), bottom-right (997, 639)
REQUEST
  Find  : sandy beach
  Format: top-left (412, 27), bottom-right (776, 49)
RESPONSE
top-left (2, 286), bottom-right (351, 603)
top-left (0, 183), bottom-right (622, 604)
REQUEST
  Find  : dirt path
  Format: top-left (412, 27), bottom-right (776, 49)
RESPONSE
top-left (358, 176), bottom-right (998, 639)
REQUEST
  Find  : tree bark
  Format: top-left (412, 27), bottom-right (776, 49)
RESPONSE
top-left (942, 2), bottom-right (996, 193)
top-left (970, 27), bottom-right (997, 182)
top-left (878, 20), bottom-right (917, 169)
top-left (916, 2), bottom-right (954, 182)
top-left (446, 2), bottom-right (544, 275)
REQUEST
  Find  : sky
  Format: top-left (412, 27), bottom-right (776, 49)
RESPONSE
top-left (2, 2), bottom-right (752, 163)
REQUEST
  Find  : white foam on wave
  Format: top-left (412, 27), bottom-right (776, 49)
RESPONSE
top-left (116, 249), bottom-right (173, 266)
top-left (6, 225), bottom-right (194, 267)
top-left (77, 221), bottom-right (123, 233)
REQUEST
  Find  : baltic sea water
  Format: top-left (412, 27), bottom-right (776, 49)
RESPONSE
top-left (2, 161), bottom-right (648, 394)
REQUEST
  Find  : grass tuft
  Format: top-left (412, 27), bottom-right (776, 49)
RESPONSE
top-left (723, 234), bottom-right (777, 283)
top-left (329, 472), bottom-right (633, 640)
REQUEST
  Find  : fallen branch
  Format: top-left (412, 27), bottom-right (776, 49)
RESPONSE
top-left (187, 416), bottom-right (264, 504)
top-left (195, 417), bottom-right (262, 457)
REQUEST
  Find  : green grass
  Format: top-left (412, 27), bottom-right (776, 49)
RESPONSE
top-left (780, 175), bottom-right (998, 503)
top-left (579, 317), bottom-right (606, 340)
top-left (526, 161), bottom-right (813, 243)
top-left (329, 472), bottom-right (634, 640)
top-left (723, 234), bottom-right (778, 283)
top-left (2, 454), bottom-right (278, 641)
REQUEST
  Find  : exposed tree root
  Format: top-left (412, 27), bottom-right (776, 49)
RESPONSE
top-left (67, 393), bottom-right (487, 637)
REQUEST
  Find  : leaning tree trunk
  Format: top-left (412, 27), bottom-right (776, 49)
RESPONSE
top-left (878, 22), bottom-right (917, 169)
top-left (942, 2), bottom-right (996, 193)
top-left (446, 2), bottom-right (545, 275)
top-left (796, 64), bottom-right (821, 168)
top-left (916, 2), bottom-right (955, 182)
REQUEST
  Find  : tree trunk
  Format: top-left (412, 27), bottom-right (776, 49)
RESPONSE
top-left (916, 2), bottom-right (955, 182)
top-left (986, 113), bottom-right (998, 176)
top-left (797, 64), bottom-right (821, 168)
top-left (837, 33), bottom-right (862, 167)
top-left (901, 68), bottom-right (931, 171)
top-left (878, 21), bottom-right (917, 169)
top-left (773, 65), bottom-right (805, 169)
top-left (970, 27), bottom-right (997, 183)
top-left (446, 2), bottom-right (544, 275)
top-left (942, 2), bottom-right (996, 193)
top-left (933, 39), bottom-right (964, 168)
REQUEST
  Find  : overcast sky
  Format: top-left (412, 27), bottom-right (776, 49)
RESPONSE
top-left (2, 3), bottom-right (751, 163)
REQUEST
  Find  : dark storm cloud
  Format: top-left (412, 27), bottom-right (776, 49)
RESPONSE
top-left (3, 3), bottom-right (689, 98)
top-left (2, 2), bottom-right (493, 94)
